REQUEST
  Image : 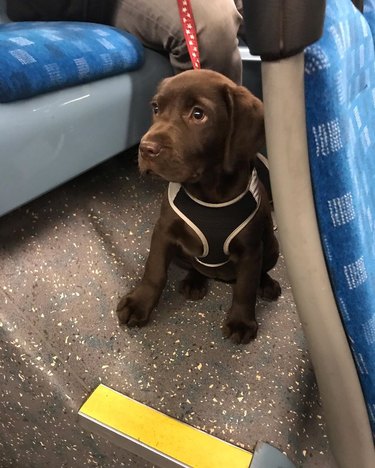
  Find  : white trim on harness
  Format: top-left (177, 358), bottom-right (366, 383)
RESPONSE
top-left (168, 167), bottom-right (261, 267)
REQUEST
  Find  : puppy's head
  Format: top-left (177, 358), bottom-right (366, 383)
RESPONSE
top-left (139, 69), bottom-right (264, 183)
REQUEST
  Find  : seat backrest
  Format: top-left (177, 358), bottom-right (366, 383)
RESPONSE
top-left (304, 0), bottom-right (375, 438)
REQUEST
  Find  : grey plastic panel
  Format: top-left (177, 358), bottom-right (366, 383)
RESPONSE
top-left (251, 442), bottom-right (295, 468)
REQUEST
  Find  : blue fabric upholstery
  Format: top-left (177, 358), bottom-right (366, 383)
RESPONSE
top-left (0, 21), bottom-right (144, 103)
top-left (304, 0), bottom-right (375, 438)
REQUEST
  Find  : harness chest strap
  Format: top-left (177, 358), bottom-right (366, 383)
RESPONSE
top-left (168, 169), bottom-right (261, 267)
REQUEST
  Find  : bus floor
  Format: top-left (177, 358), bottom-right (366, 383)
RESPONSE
top-left (0, 147), bottom-right (336, 468)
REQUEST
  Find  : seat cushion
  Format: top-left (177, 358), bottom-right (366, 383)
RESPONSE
top-left (0, 21), bottom-right (144, 103)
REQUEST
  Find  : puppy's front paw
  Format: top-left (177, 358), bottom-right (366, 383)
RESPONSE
top-left (222, 317), bottom-right (258, 344)
top-left (116, 292), bottom-right (151, 327)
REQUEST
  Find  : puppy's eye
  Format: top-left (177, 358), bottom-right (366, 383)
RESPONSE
top-left (151, 102), bottom-right (159, 115)
top-left (192, 107), bottom-right (205, 120)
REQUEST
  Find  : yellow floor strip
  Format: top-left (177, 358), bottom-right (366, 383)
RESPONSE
top-left (79, 384), bottom-right (252, 468)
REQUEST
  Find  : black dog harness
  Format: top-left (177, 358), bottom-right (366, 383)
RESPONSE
top-left (168, 168), bottom-right (261, 267)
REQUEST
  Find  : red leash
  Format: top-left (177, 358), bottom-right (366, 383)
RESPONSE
top-left (177, 0), bottom-right (201, 69)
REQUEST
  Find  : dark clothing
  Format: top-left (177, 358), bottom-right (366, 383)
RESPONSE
top-left (6, 0), bottom-right (118, 25)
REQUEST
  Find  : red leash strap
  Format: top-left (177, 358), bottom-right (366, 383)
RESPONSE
top-left (177, 0), bottom-right (201, 69)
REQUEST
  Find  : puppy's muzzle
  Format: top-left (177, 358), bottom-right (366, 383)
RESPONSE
top-left (139, 140), bottom-right (161, 160)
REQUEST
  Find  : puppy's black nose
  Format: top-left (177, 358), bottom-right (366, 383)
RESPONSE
top-left (139, 140), bottom-right (161, 159)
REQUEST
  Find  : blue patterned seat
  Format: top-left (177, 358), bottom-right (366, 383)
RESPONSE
top-left (304, 0), bottom-right (375, 438)
top-left (0, 21), bottom-right (144, 102)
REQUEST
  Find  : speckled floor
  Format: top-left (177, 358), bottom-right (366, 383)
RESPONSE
top-left (0, 148), bottom-right (336, 467)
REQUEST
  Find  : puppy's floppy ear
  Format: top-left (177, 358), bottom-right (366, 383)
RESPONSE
top-left (223, 85), bottom-right (265, 172)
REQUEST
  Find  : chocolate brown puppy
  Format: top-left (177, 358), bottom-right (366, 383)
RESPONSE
top-left (117, 69), bottom-right (280, 344)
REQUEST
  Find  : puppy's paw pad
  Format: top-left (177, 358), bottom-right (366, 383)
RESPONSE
top-left (116, 295), bottom-right (150, 327)
top-left (222, 319), bottom-right (258, 344)
top-left (258, 277), bottom-right (281, 301)
top-left (178, 276), bottom-right (208, 301)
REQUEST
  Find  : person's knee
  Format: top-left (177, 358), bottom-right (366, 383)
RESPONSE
top-left (192, 1), bottom-right (243, 83)
top-left (198, 22), bottom-right (242, 82)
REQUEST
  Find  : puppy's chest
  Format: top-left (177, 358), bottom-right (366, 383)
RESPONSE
top-left (168, 176), bottom-right (260, 267)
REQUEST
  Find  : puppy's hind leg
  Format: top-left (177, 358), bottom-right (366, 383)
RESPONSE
top-left (258, 221), bottom-right (281, 301)
top-left (179, 269), bottom-right (208, 301)
top-left (258, 272), bottom-right (281, 301)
